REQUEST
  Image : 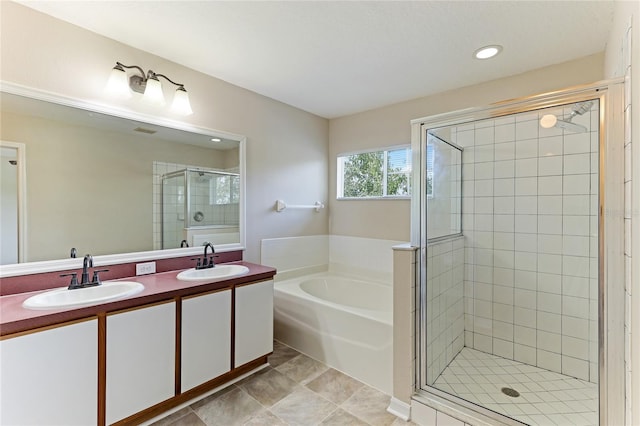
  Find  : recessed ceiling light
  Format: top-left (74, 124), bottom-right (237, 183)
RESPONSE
top-left (211, 138), bottom-right (222, 142)
top-left (474, 45), bottom-right (503, 60)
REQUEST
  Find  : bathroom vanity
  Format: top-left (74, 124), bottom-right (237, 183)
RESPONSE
top-left (0, 261), bottom-right (276, 425)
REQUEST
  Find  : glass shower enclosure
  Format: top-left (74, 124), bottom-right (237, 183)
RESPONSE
top-left (411, 81), bottom-right (626, 426)
top-left (161, 168), bottom-right (240, 249)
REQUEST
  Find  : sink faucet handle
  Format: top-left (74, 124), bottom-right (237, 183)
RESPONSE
top-left (91, 269), bottom-right (109, 285)
top-left (190, 257), bottom-right (202, 269)
top-left (60, 272), bottom-right (81, 290)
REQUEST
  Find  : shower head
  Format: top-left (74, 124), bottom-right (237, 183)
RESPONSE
top-left (571, 101), bottom-right (593, 117)
top-left (554, 119), bottom-right (587, 133)
top-left (540, 101), bottom-right (592, 133)
top-left (195, 170), bottom-right (214, 183)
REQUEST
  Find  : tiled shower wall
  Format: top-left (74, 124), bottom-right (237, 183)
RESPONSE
top-left (455, 104), bottom-right (600, 383)
top-left (426, 236), bottom-right (465, 384)
top-left (153, 162), bottom-right (239, 250)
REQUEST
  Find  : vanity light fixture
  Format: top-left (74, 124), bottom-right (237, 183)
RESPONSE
top-left (106, 62), bottom-right (193, 115)
top-left (473, 45), bottom-right (503, 60)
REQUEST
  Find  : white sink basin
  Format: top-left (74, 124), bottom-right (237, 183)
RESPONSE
top-left (23, 281), bottom-right (144, 310)
top-left (176, 264), bottom-right (249, 281)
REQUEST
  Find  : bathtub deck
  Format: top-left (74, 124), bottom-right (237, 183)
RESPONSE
top-left (433, 347), bottom-right (598, 426)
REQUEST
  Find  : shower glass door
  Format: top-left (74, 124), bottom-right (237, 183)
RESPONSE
top-left (418, 99), bottom-right (602, 426)
top-left (161, 170), bottom-right (186, 249)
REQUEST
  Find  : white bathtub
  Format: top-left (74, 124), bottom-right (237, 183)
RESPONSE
top-left (273, 273), bottom-right (393, 394)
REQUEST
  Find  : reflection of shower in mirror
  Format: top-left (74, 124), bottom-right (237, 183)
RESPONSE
top-left (158, 165), bottom-right (241, 250)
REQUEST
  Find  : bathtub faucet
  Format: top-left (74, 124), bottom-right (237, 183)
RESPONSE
top-left (195, 242), bottom-right (216, 270)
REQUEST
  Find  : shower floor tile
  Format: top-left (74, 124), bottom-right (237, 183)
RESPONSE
top-left (433, 347), bottom-right (598, 426)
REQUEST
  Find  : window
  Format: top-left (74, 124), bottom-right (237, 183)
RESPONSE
top-left (209, 174), bottom-right (240, 205)
top-left (337, 146), bottom-right (411, 199)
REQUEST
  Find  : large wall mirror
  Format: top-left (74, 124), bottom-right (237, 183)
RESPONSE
top-left (0, 85), bottom-right (245, 270)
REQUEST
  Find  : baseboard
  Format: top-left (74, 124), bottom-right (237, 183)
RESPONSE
top-left (387, 397), bottom-right (411, 421)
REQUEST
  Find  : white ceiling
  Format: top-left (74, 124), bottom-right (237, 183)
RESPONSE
top-left (18, 1), bottom-right (614, 119)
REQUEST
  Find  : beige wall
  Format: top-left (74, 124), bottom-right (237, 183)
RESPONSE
top-left (329, 53), bottom-right (605, 241)
top-left (0, 1), bottom-right (329, 263)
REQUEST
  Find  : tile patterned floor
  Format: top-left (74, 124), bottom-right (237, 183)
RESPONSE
top-left (433, 347), bottom-right (598, 426)
top-left (151, 340), bottom-right (414, 426)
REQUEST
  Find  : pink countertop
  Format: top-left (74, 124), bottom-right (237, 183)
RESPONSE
top-left (0, 261), bottom-right (276, 336)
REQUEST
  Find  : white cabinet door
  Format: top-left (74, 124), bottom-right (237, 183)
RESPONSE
top-left (106, 302), bottom-right (175, 424)
top-left (181, 289), bottom-right (231, 392)
top-left (235, 280), bottom-right (273, 367)
top-left (0, 319), bottom-right (97, 425)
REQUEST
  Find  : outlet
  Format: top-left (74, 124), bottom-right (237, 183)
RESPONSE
top-left (136, 261), bottom-right (156, 276)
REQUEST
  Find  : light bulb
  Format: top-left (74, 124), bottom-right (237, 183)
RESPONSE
top-left (170, 87), bottom-right (193, 115)
top-left (143, 76), bottom-right (165, 106)
top-left (105, 65), bottom-right (132, 98)
top-left (540, 114), bottom-right (558, 129)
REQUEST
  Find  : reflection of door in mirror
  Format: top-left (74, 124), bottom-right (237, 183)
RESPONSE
top-left (0, 142), bottom-right (25, 265)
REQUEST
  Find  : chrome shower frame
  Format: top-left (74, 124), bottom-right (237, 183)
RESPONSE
top-left (409, 79), bottom-right (626, 425)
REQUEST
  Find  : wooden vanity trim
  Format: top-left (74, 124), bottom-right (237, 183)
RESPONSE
top-left (98, 313), bottom-right (106, 426)
top-left (103, 298), bottom-right (175, 317)
top-left (111, 356), bottom-right (268, 426)
top-left (181, 286), bottom-right (231, 300)
top-left (0, 315), bottom-right (96, 341)
top-left (234, 277), bottom-right (272, 288)
top-left (174, 296), bottom-right (182, 397)
top-left (231, 285), bottom-right (236, 370)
